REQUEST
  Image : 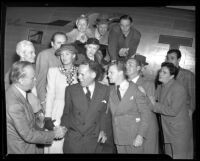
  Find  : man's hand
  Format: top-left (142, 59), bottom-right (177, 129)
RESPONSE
top-left (133, 135), bottom-right (144, 147)
top-left (97, 131), bottom-right (107, 143)
top-left (119, 48), bottom-right (129, 57)
top-left (54, 126), bottom-right (67, 140)
top-left (44, 117), bottom-right (55, 131)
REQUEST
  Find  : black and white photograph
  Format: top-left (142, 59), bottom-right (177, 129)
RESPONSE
top-left (1, 1), bottom-right (197, 160)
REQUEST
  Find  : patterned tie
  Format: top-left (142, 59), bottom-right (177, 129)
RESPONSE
top-left (86, 86), bottom-right (91, 102)
top-left (116, 85), bottom-right (121, 101)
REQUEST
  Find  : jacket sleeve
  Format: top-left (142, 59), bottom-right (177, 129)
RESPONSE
top-left (128, 29), bottom-right (141, 58)
top-left (8, 103), bottom-right (55, 144)
top-left (187, 71), bottom-right (195, 112)
top-left (35, 52), bottom-right (49, 105)
top-left (108, 27), bottom-right (119, 61)
top-left (154, 84), bottom-right (187, 116)
top-left (60, 86), bottom-right (72, 128)
top-left (135, 87), bottom-right (150, 139)
top-left (45, 68), bottom-right (57, 118)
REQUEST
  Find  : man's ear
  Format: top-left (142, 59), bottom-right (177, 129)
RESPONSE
top-left (51, 41), bottom-right (54, 48)
top-left (18, 78), bottom-right (24, 85)
top-left (91, 71), bottom-right (96, 79)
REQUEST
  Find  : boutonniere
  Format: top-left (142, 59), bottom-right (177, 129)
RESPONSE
top-left (130, 96), bottom-right (134, 100)
top-left (102, 100), bottom-right (107, 104)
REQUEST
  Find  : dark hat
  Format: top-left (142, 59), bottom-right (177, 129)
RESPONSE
top-left (96, 14), bottom-right (110, 25)
top-left (55, 44), bottom-right (77, 56)
top-left (86, 38), bottom-right (100, 46)
top-left (134, 54), bottom-right (148, 66)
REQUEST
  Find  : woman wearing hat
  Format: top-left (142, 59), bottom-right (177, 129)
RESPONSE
top-left (44, 44), bottom-right (78, 153)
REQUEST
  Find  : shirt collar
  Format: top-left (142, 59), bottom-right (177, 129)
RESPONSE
top-left (15, 84), bottom-right (26, 98)
top-left (131, 75), bottom-right (140, 83)
top-left (118, 80), bottom-right (129, 90)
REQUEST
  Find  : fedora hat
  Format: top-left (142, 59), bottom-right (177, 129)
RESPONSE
top-left (134, 54), bottom-right (148, 66)
top-left (55, 44), bottom-right (77, 56)
top-left (96, 14), bottom-right (110, 25)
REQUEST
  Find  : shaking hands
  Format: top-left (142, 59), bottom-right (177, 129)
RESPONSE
top-left (53, 126), bottom-right (67, 140)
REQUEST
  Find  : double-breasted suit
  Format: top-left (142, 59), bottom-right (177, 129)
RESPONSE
top-left (135, 76), bottom-right (159, 153)
top-left (108, 82), bottom-right (151, 153)
top-left (6, 85), bottom-right (55, 154)
top-left (60, 82), bottom-right (115, 153)
top-left (154, 79), bottom-right (193, 159)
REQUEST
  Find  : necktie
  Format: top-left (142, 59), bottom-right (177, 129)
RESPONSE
top-left (26, 90), bottom-right (31, 103)
top-left (116, 85), bottom-right (121, 101)
top-left (85, 86), bottom-right (91, 102)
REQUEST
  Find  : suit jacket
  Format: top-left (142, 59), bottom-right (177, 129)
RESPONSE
top-left (135, 76), bottom-right (159, 153)
top-left (109, 82), bottom-right (150, 146)
top-left (6, 84), bottom-right (55, 154)
top-left (35, 48), bottom-right (62, 105)
top-left (176, 67), bottom-right (195, 112)
top-left (108, 24), bottom-right (141, 61)
top-left (154, 79), bottom-right (193, 158)
top-left (60, 82), bottom-right (115, 153)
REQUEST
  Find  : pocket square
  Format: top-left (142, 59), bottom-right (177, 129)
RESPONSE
top-left (102, 100), bottom-right (107, 104)
top-left (136, 117), bottom-right (141, 122)
top-left (130, 96), bottom-right (134, 100)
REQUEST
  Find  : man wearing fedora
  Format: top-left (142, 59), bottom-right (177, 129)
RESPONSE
top-left (108, 14), bottom-right (141, 62)
top-left (125, 55), bottom-right (159, 154)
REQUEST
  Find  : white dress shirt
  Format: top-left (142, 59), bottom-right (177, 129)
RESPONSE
top-left (117, 80), bottom-right (129, 98)
top-left (131, 75), bottom-right (140, 83)
top-left (83, 82), bottom-right (95, 99)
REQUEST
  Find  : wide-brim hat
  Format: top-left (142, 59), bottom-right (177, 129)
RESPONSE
top-left (134, 54), bottom-right (148, 66)
top-left (95, 14), bottom-right (110, 25)
top-left (55, 44), bottom-right (78, 56)
top-left (86, 38), bottom-right (100, 46)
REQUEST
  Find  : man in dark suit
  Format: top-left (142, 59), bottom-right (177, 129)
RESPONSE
top-left (61, 60), bottom-right (115, 153)
top-left (6, 61), bottom-right (67, 154)
top-left (108, 14), bottom-right (141, 62)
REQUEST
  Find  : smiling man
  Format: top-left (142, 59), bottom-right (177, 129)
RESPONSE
top-left (60, 60), bottom-right (115, 153)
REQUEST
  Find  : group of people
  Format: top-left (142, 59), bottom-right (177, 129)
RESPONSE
top-left (5, 13), bottom-right (195, 159)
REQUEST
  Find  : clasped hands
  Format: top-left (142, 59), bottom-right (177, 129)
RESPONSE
top-left (97, 131), bottom-right (107, 143)
top-left (53, 126), bottom-right (67, 140)
top-left (119, 48), bottom-right (129, 57)
top-left (133, 134), bottom-right (144, 147)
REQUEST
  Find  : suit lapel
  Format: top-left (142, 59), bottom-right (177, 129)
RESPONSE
top-left (88, 82), bottom-right (102, 111)
top-left (11, 85), bottom-right (35, 122)
top-left (75, 84), bottom-right (89, 113)
top-left (113, 82), bottom-right (134, 115)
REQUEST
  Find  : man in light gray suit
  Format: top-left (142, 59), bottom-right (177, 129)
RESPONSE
top-left (6, 61), bottom-right (66, 154)
top-left (107, 61), bottom-right (151, 153)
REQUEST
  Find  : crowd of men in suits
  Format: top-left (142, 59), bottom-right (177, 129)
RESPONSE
top-left (5, 13), bottom-right (195, 159)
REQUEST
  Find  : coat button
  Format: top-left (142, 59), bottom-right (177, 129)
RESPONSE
top-left (82, 122), bottom-right (85, 125)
